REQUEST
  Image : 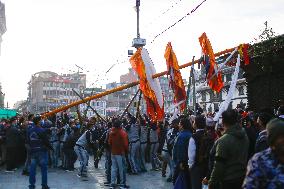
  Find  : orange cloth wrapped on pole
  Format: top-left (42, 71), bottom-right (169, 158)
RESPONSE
top-left (164, 42), bottom-right (186, 111)
top-left (199, 32), bottom-right (224, 93)
top-left (130, 48), bottom-right (164, 121)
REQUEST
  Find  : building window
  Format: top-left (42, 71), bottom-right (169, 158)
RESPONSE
top-left (238, 86), bottom-right (244, 95)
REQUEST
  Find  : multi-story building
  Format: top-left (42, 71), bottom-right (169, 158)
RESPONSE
top-left (0, 83), bottom-right (4, 108)
top-left (194, 59), bottom-right (247, 113)
top-left (106, 68), bottom-right (188, 115)
top-left (27, 71), bottom-right (86, 113)
top-left (120, 68), bottom-right (138, 83)
top-left (105, 82), bottom-right (138, 116)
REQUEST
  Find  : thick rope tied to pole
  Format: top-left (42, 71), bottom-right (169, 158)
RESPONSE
top-left (42, 47), bottom-right (235, 118)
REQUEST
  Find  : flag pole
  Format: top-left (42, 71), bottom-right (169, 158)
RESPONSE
top-left (191, 56), bottom-right (197, 116)
top-left (120, 89), bottom-right (141, 119)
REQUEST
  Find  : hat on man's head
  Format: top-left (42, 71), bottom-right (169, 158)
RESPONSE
top-left (267, 118), bottom-right (284, 146)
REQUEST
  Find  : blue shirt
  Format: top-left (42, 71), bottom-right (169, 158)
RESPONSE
top-left (173, 130), bottom-right (192, 165)
top-left (243, 148), bottom-right (284, 189)
top-left (27, 125), bottom-right (47, 153)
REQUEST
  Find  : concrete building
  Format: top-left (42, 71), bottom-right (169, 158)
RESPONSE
top-left (194, 59), bottom-right (247, 113)
top-left (105, 82), bottom-right (138, 116)
top-left (120, 68), bottom-right (138, 83)
top-left (27, 71), bottom-right (86, 113)
top-left (106, 68), bottom-right (188, 116)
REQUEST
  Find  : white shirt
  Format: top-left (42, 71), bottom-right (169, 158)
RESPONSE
top-left (188, 129), bottom-right (204, 168)
top-left (188, 137), bottom-right (196, 168)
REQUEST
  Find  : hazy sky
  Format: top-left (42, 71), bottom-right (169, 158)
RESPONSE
top-left (0, 0), bottom-right (283, 107)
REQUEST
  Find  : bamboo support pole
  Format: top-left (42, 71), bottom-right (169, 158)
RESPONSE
top-left (120, 89), bottom-right (141, 119)
top-left (42, 47), bottom-right (235, 117)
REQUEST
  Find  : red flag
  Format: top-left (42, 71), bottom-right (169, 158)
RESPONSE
top-left (238, 44), bottom-right (250, 65)
top-left (199, 33), bottom-right (224, 93)
top-left (164, 42), bottom-right (187, 111)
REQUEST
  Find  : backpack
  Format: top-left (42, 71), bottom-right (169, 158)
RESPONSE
top-left (196, 130), bottom-right (214, 165)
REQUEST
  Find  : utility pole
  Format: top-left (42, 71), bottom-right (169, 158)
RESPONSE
top-left (136, 0), bottom-right (140, 38)
top-left (131, 0), bottom-right (146, 117)
top-left (132, 0), bottom-right (146, 49)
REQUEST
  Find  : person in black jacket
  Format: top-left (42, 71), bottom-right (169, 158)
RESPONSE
top-left (188, 115), bottom-right (214, 189)
top-left (5, 117), bottom-right (21, 172)
top-left (63, 126), bottom-right (80, 171)
top-left (0, 119), bottom-right (7, 166)
top-left (255, 112), bottom-right (273, 153)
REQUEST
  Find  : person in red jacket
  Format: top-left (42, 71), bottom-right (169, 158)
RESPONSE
top-left (108, 118), bottom-right (129, 189)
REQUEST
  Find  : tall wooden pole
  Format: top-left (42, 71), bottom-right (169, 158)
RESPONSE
top-left (191, 56), bottom-right (197, 116)
top-left (42, 47), bottom-right (235, 117)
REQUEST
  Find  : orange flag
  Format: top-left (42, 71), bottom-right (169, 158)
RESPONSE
top-left (164, 42), bottom-right (187, 111)
top-left (130, 48), bottom-right (164, 121)
top-left (199, 32), bottom-right (224, 93)
top-left (238, 44), bottom-right (250, 66)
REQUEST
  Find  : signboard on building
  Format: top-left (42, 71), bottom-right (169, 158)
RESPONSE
top-left (0, 109), bottom-right (17, 119)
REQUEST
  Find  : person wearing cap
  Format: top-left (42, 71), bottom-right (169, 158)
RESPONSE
top-left (243, 118), bottom-right (284, 189)
top-left (209, 109), bottom-right (249, 189)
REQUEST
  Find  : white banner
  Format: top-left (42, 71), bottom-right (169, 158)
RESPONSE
top-left (141, 48), bottom-right (164, 109)
top-left (213, 54), bottom-right (241, 121)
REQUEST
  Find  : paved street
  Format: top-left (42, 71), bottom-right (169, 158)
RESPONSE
top-left (0, 158), bottom-right (172, 189)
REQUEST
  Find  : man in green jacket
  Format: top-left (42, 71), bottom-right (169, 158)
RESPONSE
top-left (209, 109), bottom-right (249, 189)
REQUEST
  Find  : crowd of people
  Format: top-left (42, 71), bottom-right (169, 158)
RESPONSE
top-left (0, 104), bottom-right (284, 189)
